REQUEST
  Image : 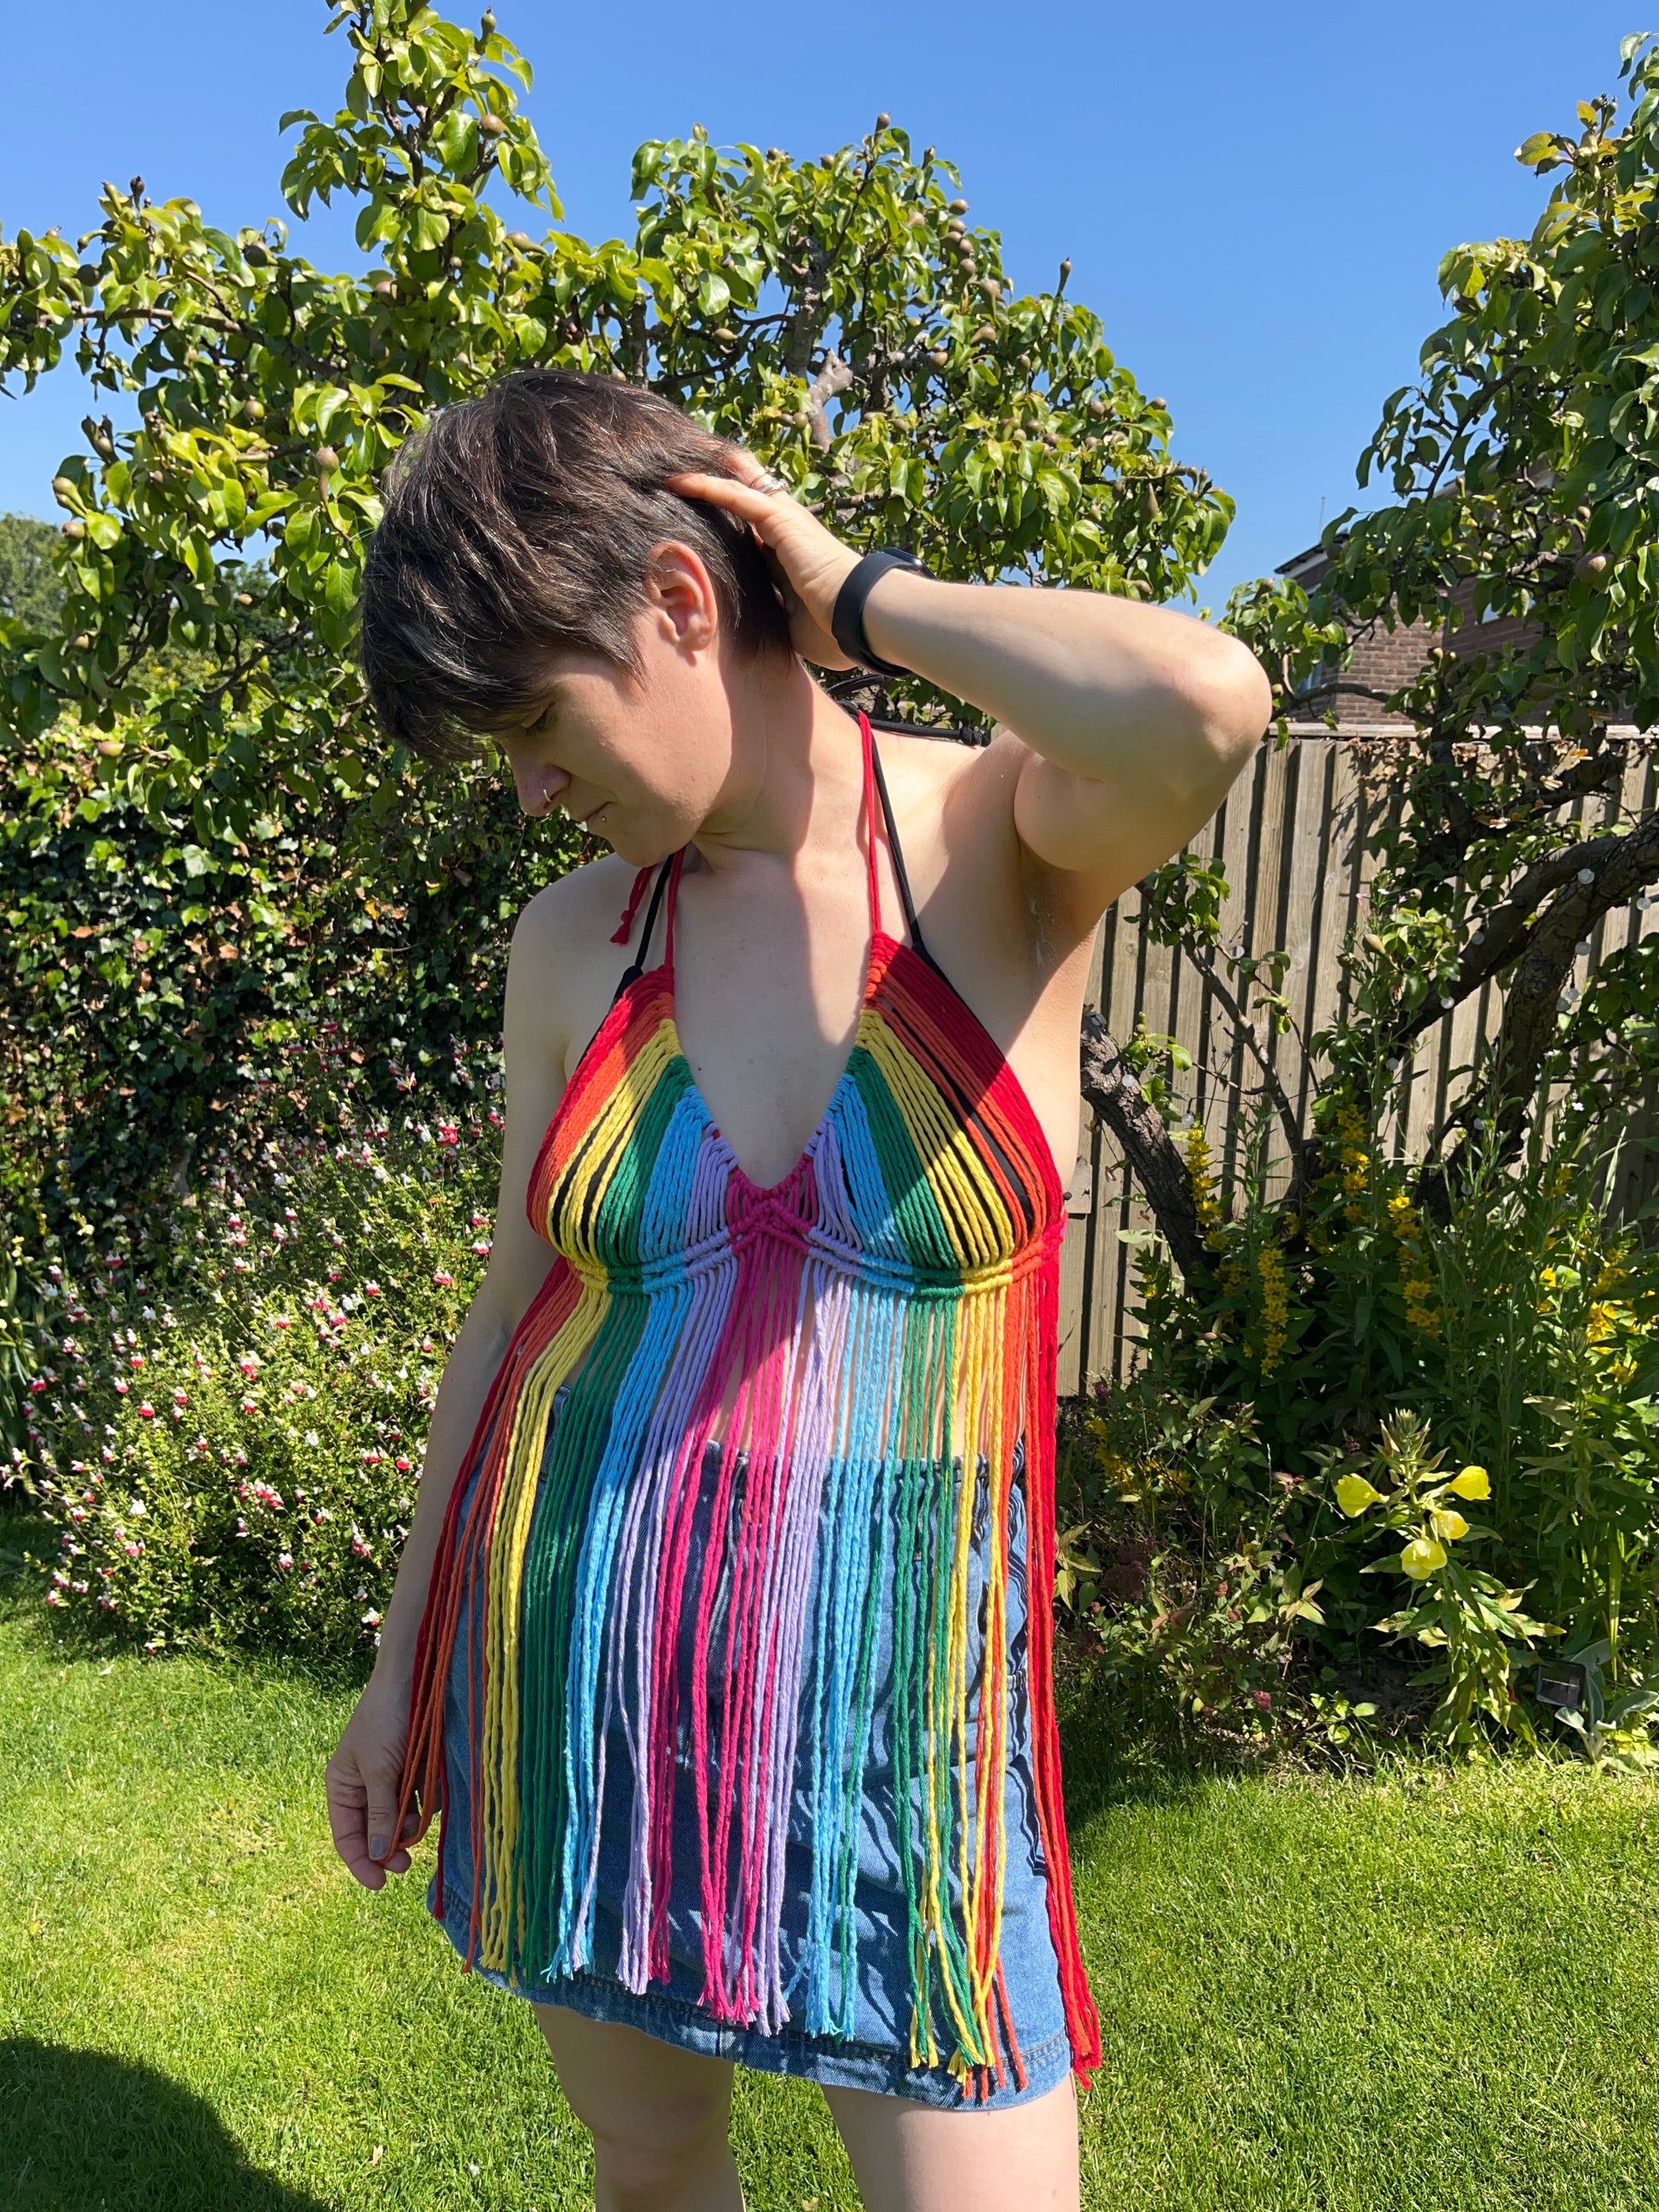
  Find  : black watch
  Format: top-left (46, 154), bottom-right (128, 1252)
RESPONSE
top-left (830, 546), bottom-right (927, 677)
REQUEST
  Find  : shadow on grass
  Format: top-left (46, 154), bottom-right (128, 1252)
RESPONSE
top-left (0, 2039), bottom-right (331, 2211)
top-left (1056, 1653), bottom-right (1251, 1831)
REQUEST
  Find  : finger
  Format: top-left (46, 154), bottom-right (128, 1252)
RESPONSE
top-left (363, 1768), bottom-right (409, 1874)
top-left (714, 446), bottom-right (782, 492)
top-left (325, 1757), bottom-right (387, 1891)
top-left (665, 470), bottom-right (782, 523)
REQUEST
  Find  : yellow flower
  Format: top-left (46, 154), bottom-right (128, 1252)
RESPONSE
top-left (1336, 1474), bottom-right (1383, 1518)
top-left (1400, 1536), bottom-right (1448, 1580)
top-left (1257, 1242), bottom-right (1291, 1375)
top-left (1539, 1267), bottom-right (1558, 1290)
top-left (1430, 1509), bottom-right (1470, 1544)
top-left (1448, 1465), bottom-right (1490, 1500)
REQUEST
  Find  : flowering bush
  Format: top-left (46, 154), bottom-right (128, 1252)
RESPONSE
top-left (1320, 1412), bottom-right (1548, 1745)
top-left (1058, 1106), bottom-right (1659, 1753)
top-left (17, 1106), bottom-right (500, 1660)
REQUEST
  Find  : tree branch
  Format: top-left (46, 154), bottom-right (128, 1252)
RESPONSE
top-left (806, 349), bottom-right (854, 450)
top-left (1079, 1009), bottom-right (1212, 1283)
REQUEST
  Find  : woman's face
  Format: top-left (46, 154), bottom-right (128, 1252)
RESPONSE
top-left (493, 542), bottom-right (751, 865)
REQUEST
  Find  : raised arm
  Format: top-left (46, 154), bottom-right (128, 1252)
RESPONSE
top-left (669, 453), bottom-right (1271, 921)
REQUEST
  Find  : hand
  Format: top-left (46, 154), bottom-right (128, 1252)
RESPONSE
top-left (666, 449), bottom-right (861, 670)
top-left (325, 1668), bottom-right (426, 1891)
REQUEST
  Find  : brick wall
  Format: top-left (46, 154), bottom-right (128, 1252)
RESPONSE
top-left (1279, 543), bottom-right (1545, 729)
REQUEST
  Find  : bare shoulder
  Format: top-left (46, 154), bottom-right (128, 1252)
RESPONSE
top-left (874, 723), bottom-right (1099, 970)
top-left (508, 851), bottom-right (647, 1071)
top-left (512, 848), bottom-right (643, 954)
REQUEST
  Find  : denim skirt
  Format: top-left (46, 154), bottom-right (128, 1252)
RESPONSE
top-left (430, 1389), bottom-right (1072, 2109)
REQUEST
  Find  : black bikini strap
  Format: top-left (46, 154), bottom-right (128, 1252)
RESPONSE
top-left (610, 854), bottom-right (675, 1003)
top-left (868, 740), bottom-right (944, 973)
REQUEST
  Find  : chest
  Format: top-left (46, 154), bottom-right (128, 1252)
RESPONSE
top-left (668, 868), bottom-right (874, 1191)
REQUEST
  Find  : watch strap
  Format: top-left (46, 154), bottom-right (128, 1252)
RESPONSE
top-left (830, 546), bottom-right (926, 677)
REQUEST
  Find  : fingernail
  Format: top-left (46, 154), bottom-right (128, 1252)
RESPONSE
top-left (368, 1834), bottom-right (387, 1860)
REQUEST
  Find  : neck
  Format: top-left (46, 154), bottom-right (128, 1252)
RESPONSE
top-left (689, 656), bottom-right (864, 876)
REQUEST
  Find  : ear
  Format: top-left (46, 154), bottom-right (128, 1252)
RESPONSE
top-left (642, 540), bottom-right (720, 656)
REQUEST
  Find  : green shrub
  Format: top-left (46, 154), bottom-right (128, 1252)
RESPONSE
top-left (1056, 1105), bottom-right (1659, 1755)
top-left (0, 717), bottom-right (581, 1250)
top-left (20, 1095), bottom-right (500, 1662)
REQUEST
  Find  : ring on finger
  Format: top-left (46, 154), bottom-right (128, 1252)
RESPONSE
top-left (754, 469), bottom-right (787, 494)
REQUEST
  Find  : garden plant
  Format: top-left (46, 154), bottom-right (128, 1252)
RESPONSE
top-left (3, 3), bottom-right (1657, 1770)
top-left (1056, 35), bottom-right (1659, 1754)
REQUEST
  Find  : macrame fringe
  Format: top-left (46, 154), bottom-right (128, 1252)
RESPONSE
top-left (394, 921), bottom-right (1101, 2088)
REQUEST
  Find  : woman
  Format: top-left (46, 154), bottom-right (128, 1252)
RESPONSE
top-left (328, 368), bottom-right (1268, 2211)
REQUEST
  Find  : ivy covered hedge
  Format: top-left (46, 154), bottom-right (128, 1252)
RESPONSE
top-left (0, 721), bottom-right (581, 1250)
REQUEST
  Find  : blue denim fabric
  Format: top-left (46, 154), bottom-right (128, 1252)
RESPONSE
top-left (429, 1390), bottom-right (1072, 2109)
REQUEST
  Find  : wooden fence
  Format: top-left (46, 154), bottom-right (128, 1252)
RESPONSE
top-left (1055, 728), bottom-right (1659, 1393)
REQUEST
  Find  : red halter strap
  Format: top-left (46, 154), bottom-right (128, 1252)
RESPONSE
top-left (660, 712), bottom-right (882, 979)
top-left (661, 845), bottom-right (689, 980)
top-left (610, 863), bottom-right (653, 945)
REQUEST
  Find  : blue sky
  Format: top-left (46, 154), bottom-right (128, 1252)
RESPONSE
top-left (0, 1), bottom-right (1643, 605)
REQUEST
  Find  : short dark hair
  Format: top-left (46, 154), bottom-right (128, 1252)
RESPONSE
top-left (358, 369), bottom-right (794, 764)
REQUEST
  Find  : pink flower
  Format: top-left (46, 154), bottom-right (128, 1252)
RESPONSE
top-left (114, 1379), bottom-right (130, 1395)
top-left (396, 1456), bottom-right (412, 1473)
top-left (274, 1316), bottom-right (292, 1331)
top-left (1252, 1689), bottom-right (1273, 1712)
top-left (364, 1281), bottom-right (381, 1298)
top-left (276, 1551), bottom-right (294, 1572)
top-left (137, 1402), bottom-right (154, 1420)
top-left (432, 1271), bottom-right (454, 1289)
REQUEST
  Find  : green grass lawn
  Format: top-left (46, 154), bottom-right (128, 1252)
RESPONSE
top-left (4, 1559), bottom-right (1659, 2211)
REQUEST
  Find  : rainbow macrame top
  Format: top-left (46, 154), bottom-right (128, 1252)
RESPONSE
top-left (396, 713), bottom-right (1101, 2090)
